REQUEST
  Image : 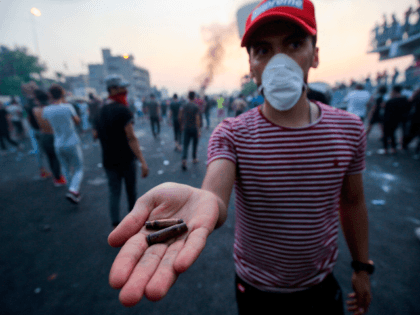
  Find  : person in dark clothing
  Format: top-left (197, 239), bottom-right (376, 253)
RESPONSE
top-left (93, 74), bottom-right (149, 228)
top-left (88, 93), bottom-right (102, 127)
top-left (203, 95), bottom-right (211, 129)
top-left (147, 94), bottom-right (160, 138)
top-left (180, 91), bottom-right (201, 170)
top-left (366, 85), bottom-right (387, 138)
top-left (32, 89), bottom-right (67, 185)
top-left (0, 101), bottom-right (19, 152)
top-left (169, 93), bottom-right (183, 151)
top-left (382, 85), bottom-right (409, 154)
top-left (403, 87), bottom-right (420, 156)
top-left (307, 88), bottom-right (329, 105)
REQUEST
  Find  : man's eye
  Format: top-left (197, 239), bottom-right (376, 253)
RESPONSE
top-left (291, 41), bottom-right (303, 49)
top-left (256, 47), bottom-right (268, 55)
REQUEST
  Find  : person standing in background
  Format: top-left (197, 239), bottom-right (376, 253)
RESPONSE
top-left (7, 98), bottom-right (25, 142)
top-left (180, 91), bottom-right (201, 170)
top-left (0, 101), bottom-right (20, 154)
top-left (147, 94), bottom-right (160, 138)
top-left (343, 84), bottom-right (371, 122)
top-left (88, 93), bottom-right (102, 128)
top-left (203, 95), bottom-right (211, 129)
top-left (403, 86), bottom-right (420, 158)
top-left (381, 85), bottom-right (409, 155)
top-left (93, 74), bottom-right (149, 228)
top-left (366, 85), bottom-right (387, 138)
top-left (21, 81), bottom-right (42, 155)
top-left (43, 84), bottom-right (84, 204)
top-left (233, 94), bottom-right (248, 117)
top-left (169, 93), bottom-right (183, 152)
top-left (77, 99), bottom-right (91, 133)
top-left (161, 99), bottom-right (168, 124)
top-left (32, 89), bottom-right (66, 186)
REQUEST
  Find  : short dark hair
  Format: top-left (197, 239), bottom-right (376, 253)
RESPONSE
top-left (173, 93), bottom-right (178, 99)
top-left (34, 89), bottom-right (49, 105)
top-left (188, 91), bottom-right (195, 101)
top-left (392, 85), bottom-right (402, 94)
top-left (49, 84), bottom-right (65, 100)
top-left (378, 85), bottom-right (387, 95)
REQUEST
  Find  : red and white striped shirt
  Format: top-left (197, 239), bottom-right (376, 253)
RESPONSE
top-left (207, 102), bottom-right (366, 293)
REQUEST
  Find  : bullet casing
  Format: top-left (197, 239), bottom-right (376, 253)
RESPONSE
top-left (146, 222), bottom-right (188, 246)
top-left (145, 218), bottom-right (184, 229)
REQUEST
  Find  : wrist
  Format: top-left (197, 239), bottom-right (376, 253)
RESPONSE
top-left (351, 260), bottom-right (375, 275)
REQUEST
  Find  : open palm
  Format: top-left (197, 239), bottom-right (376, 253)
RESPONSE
top-left (107, 182), bottom-right (219, 307)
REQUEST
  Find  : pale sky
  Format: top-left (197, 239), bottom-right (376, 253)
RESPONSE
top-left (0, 0), bottom-right (417, 96)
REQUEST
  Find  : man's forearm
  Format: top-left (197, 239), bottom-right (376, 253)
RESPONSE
top-left (128, 139), bottom-right (146, 164)
top-left (339, 200), bottom-right (369, 263)
top-left (208, 192), bottom-right (227, 230)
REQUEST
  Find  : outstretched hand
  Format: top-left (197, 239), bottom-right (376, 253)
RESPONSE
top-left (108, 182), bottom-right (219, 307)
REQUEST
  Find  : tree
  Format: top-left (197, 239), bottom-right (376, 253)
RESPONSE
top-left (241, 80), bottom-right (258, 97)
top-left (0, 45), bottom-right (46, 96)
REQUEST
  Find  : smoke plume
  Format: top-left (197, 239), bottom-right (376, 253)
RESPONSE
top-left (197, 21), bottom-right (238, 95)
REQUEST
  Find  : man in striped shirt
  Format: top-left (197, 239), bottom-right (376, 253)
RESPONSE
top-left (107, 1), bottom-right (373, 314)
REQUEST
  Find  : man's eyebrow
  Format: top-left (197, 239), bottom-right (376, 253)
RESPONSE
top-left (251, 33), bottom-right (307, 47)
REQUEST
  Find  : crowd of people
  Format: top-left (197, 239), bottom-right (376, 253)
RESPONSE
top-left (372, 0), bottom-right (420, 48)
top-left (0, 76), bottom-right (260, 227)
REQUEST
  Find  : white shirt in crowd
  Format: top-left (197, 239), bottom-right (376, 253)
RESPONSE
top-left (43, 103), bottom-right (80, 148)
top-left (6, 104), bottom-right (23, 122)
top-left (343, 90), bottom-right (371, 118)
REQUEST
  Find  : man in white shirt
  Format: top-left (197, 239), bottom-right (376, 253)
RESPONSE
top-left (343, 84), bottom-right (372, 122)
top-left (43, 84), bottom-right (84, 204)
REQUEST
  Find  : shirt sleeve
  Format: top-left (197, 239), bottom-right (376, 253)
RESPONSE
top-left (207, 118), bottom-right (237, 166)
top-left (346, 121), bottom-right (367, 175)
top-left (67, 104), bottom-right (78, 117)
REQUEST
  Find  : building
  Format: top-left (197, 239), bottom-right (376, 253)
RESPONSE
top-left (88, 49), bottom-right (151, 99)
top-left (65, 74), bottom-right (96, 99)
top-left (368, 5), bottom-right (420, 87)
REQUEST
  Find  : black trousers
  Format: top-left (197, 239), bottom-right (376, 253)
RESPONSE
top-left (150, 116), bottom-right (160, 137)
top-left (182, 128), bottom-right (198, 160)
top-left (0, 131), bottom-right (18, 150)
top-left (37, 133), bottom-right (62, 180)
top-left (104, 161), bottom-right (137, 225)
top-left (173, 120), bottom-right (181, 143)
top-left (383, 121), bottom-right (399, 150)
top-left (235, 273), bottom-right (344, 315)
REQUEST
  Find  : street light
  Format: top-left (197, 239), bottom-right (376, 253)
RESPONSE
top-left (30, 7), bottom-right (41, 17)
top-left (30, 7), bottom-right (43, 86)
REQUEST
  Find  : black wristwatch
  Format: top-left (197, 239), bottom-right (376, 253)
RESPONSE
top-left (351, 260), bottom-right (375, 275)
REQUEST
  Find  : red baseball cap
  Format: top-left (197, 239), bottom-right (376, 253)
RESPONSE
top-left (241, 0), bottom-right (317, 48)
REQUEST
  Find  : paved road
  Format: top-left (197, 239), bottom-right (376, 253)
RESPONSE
top-left (1, 108), bottom-right (420, 315)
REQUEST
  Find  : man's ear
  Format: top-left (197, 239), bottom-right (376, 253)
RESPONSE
top-left (311, 47), bottom-right (319, 69)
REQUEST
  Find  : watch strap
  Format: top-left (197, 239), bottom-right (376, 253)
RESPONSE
top-left (351, 260), bottom-right (375, 275)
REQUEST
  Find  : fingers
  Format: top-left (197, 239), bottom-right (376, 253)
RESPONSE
top-left (173, 227), bottom-right (210, 273)
top-left (144, 240), bottom-right (184, 301)
top-left (109, 232), bottom-right (148, 290)
top-left (118, 243), bottom-right (167, 307)
top-left (108, 198), bottom-right (153, 248)
top-left (347, 292), bottom-right (369, 315)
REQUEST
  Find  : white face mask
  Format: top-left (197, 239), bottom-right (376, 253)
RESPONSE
top-left (259, 53), bottom-right (307, 111)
